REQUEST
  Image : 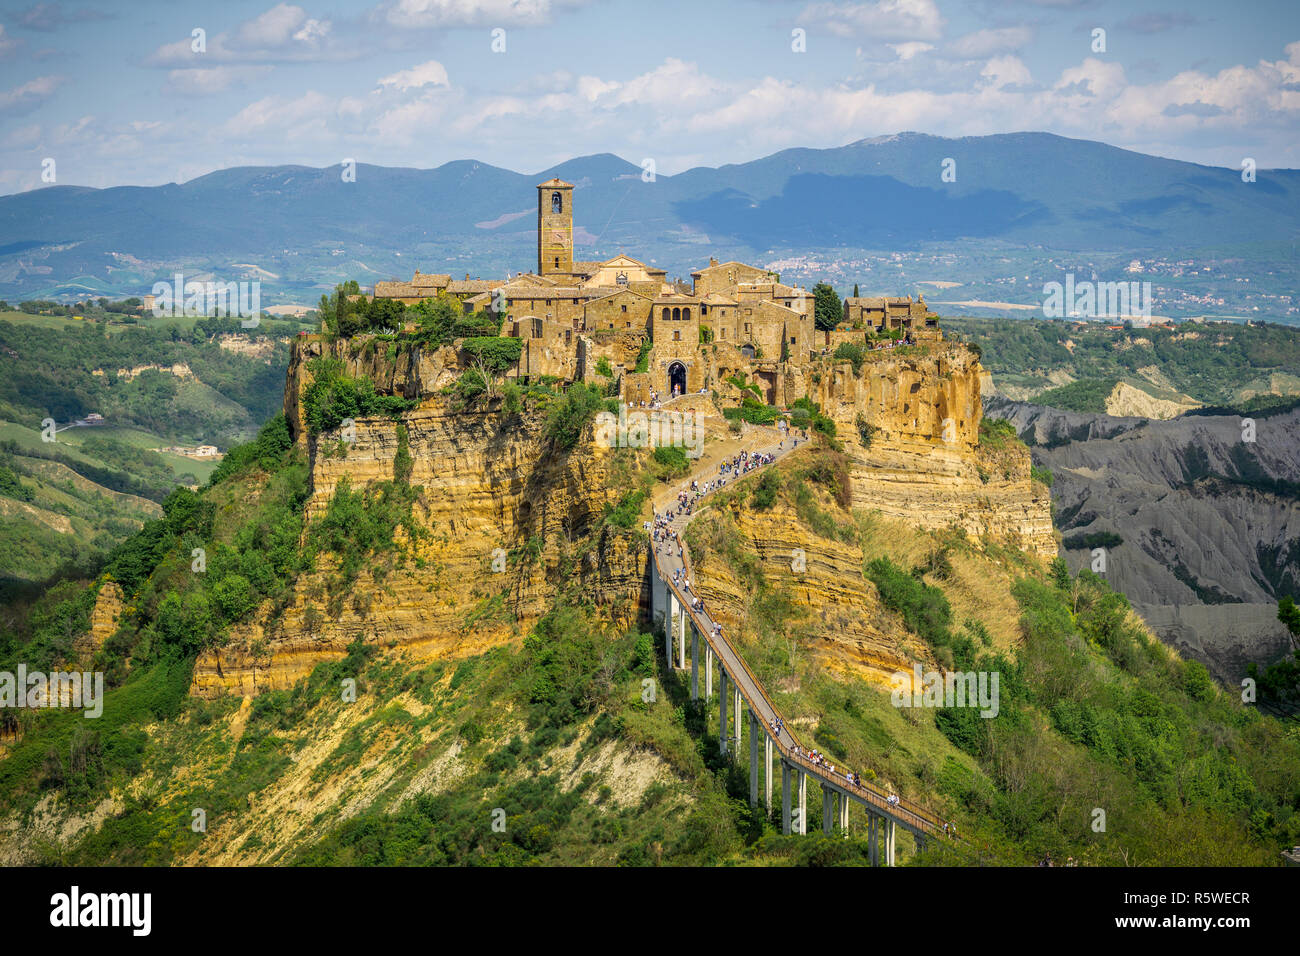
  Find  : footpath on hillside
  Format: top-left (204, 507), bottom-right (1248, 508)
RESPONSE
top-left (644, 417), bottom-right (984, 858)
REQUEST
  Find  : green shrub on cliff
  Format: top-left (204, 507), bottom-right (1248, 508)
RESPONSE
top-left (300, 357), bottom-right (417, 436)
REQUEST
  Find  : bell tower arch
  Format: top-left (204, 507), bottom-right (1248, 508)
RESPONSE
top-left (537, 178), bottom-right (574, 276)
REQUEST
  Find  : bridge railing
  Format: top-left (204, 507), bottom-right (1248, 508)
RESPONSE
top-left (656, 556), bottom-right (942, 836)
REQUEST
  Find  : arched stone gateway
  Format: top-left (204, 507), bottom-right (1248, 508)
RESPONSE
top-left (668, 361), bottom-right (686, 397)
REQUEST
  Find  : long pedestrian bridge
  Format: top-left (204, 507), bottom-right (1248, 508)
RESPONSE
top-left (647, 426), bottom-right (978, 866)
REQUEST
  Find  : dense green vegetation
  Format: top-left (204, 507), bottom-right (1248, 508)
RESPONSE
top-left (1033, 379), bottom-right (1118, 413)
top-left (687, 456), bottom-right (1300, 865)
top-left (945, 316), bottom-right (1300, 408)
top-left (1248, 597), bottom-right (1300, 708)
top-left (545, 383), bottom-right (616, 450)
top-left (0, 317), bottom-right (292, 443)
top-left (977, 416), bottom-right (1019, 449)
top-left (833, 342), bottom-right (867, 373)
top-left (812, 282), bottom-right (842, 332)
top-left (1062, 531), bottom-right (1123, 551)
top-left (301, 358), bottom-right (419, 436)
top-left (723, 397), bottom-right (782, 426)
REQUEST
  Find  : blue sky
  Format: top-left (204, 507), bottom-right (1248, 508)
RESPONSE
top-left (1, 0), bottom-right (1297, 193)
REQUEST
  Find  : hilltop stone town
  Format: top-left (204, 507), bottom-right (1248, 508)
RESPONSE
top-left (374, 178), bottom-right (942, 405)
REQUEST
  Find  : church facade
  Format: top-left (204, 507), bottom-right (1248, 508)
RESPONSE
top-left (374, 178), bottom-right (940, 404)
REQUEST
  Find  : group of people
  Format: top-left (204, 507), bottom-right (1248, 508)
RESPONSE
top-left (719, 449), bottom-right (776, 481)
top-left (662, 449), bottom-right (781, 522)
top-left (650, 510), bottom-right (683, 560)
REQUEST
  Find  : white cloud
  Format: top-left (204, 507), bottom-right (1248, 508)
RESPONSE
top-left (0, 74), bottom-right (64, 114)
top-left (234, 3), bottom-right (330, 47)
top-left (576, 75), bottom-right (619, 101)
top-left (801, 0), bottom-right (946, 42)
top-left (890, 42), bottom-right (933, 61)
top-left (948, 26), bottom-right (1034, 59)
top-left (166, 66), bottom-right (272, 96)
top-left (149, 3), bottom-right (337, 66)
top-left (222, 91), bottom-right (343, 139)
top-left (981, 56), bottom-right (1032, 90)
top-left (376, 60), bottom-right (450, 92)
top-left (375, 0), bottom-right (580, 29)
top-left (603, 58), bottom-right (726, 109)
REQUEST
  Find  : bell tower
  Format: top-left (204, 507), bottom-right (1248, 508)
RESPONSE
top-left (537, 178), bottom-right (574, 276)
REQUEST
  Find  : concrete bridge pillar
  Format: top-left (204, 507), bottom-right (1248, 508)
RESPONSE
top-left (781, 761), bottom-right (792, 835)
top-left (838, 791), bottom-right (849, 835)
top-left (764, 734), bottom-right (773, 809)
top-left (869, 812), bottom-right (879, 866)
top-left (705, 646), bottom-right (713, 701)
top-left (650, 563), bottom-right (662, 630)
top-left (732, 685), bottom-right (742, 751)
top-left (676, 605), bottom-right (686, 669)
top-left (797, 770), bottom-right (807, 835)
top-left (823, 787), bottom-right (833, 835)
top-left (719, 672), bottom-right (729, 755)
top-left (748, 710), bottom-right (759, 808)
top-left (885, 818), bottom-right (896, 867)
top-left (665, 590), bottom-right (676, 664)
top-left (690, 625), bottom-right (699, 700)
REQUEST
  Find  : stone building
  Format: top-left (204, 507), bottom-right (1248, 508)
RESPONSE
top-left (842, 295), bottom-right (939, 333)
top-left (373, 178), bottom-right (940, 402)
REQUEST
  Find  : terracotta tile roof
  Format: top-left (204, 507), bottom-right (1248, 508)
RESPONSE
top-left (374, 281), bottom-right (422, 298)
top-left (446, 279), bottom-right (499, 294)
top-left (537, 178), bottom-right (574, 188)
top-left (690, 260), bottom-right (769, 277)
top-left (412, 272), bottom-right (450, 287)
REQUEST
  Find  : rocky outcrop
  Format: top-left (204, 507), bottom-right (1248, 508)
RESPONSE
top-left (990, 398), bottom-right (1300, 682)
top-left (686, 500), bottom-right (930, 686)
top-left (194, 337), bottom-right (1055, 698)
top-left (805, 346), bottom-right (1055, 557)
top-left (282, 335), bottom-right (464, 443)
top-left (74, 581), bottom-right (123, 665)
top-left (1104, 381), bottom-right (1199, 420)
top-left (193, 389), bottom-right (647, 698)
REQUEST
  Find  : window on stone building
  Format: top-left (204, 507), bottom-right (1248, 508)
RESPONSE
top-left (662, 308), bottom-right (670, 321)
top-left (683, 308), bottom-right (691, 320)
top-left (621, 304), bottom-right (627, 312)
top-left (673, 330), bottom-right (681, 341)
top-left (552, 192), bottom-right (562, 214)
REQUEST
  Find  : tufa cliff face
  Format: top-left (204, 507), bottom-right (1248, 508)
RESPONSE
top-left (192, 337), bottom-right (1053, 698)
top-left (74, 581), bottom-right (124, 666)
top-left (803, 346), bottom-right (1055, 557)
top-left (192, 339), bottom-right (646, 699)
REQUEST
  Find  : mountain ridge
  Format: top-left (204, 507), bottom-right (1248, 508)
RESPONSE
top-left (4, 131), bottom-right (1298, 304)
